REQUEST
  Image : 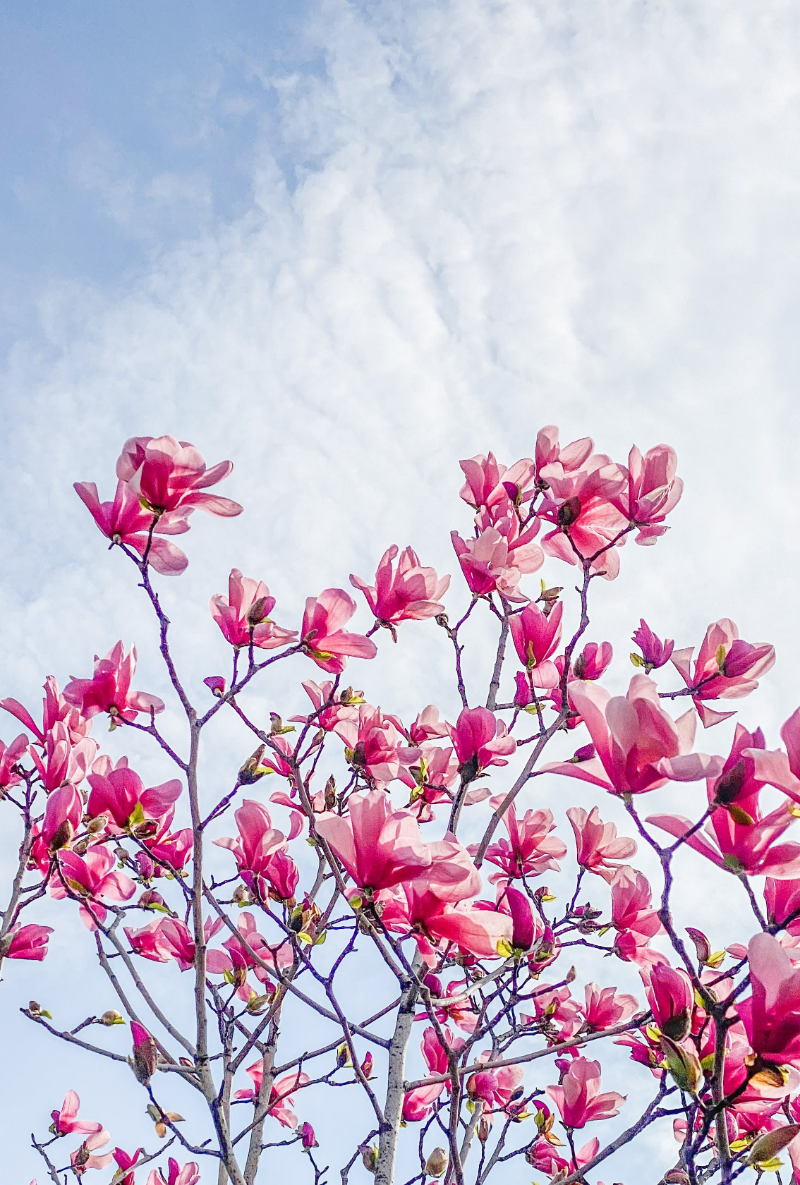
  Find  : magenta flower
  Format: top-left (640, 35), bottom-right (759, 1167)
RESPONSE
top-left (116, 434), bottom-right (242, 517)
top-left (538, 455), bottom-right (629, 580)
top-left (213, 799), bottom-right (299, 900)
top-left (451, 526), bottom-right (533, 601)
top-left (235, 1065), bottom-right (310, 1126)
top-left (0, 732), bottom-right (28, 792)
top-left (210, 569), bottom-right (297, 650)
top-left (466, 1061), bottom-right (524, 1110)
top-left (615, 444), bottom-right (684, 544)
top-left (509, 601), bottom-right (563, 685)
top-left (41, 784), bottom-right (83, 851)
top-left (581, 983), bottom-right (639, 1031)
top-left (642, 962), bottom-right (694, 1040)
top-left (301, 588), bottom-right (377, 674)
top-left (315, 790), bottom-right (431, 891)
top-left (334, 704), bottom-right (421, 789)
top-left (482, 800), bottom-right (566, 882)
top-left (459, 452), bottom-right (537, 509)
top-left (28, 722), bottom-right (96, 793)
top-left (146, 825), bottom-right (193, 873)
top-left (1, 674), bottom-right (92, 747)
top-left (402, 1026), bottom-right (462, 1121)
top-left (111, 1147), bottom-right (142, 1185)
top-left (671, 618), bottom-right (776, 727)
top-left (543, 675), bottom-right (720, 794)
top-left (738, 933), bottom-right (800, 1068)
top-left (1, 922), bottom-right (53, 962)
top-left (535, 425), bottom-right (594, 480)
top-left (521, 983), bottom-right (583, 1040)
top-left (350, 544), bottom-right (450, 623)
top-left (146, 1160), bottom-right (200, 1185)
top-left (648, 724), bottom-right (800, 878)
top-left (566, 806), bottom-right (638, 883)
top-left (572, 641), bottom-right (614, 681)
top-left (63, 642), bottom-right (164, 721)
top-left (610, 866), bottom-right (663, 962)
top-left (632, 619), bottom-right (674, 671)
top-left (86, 760), bottom-right (181, 833)
top-left (50, 846), bottom-right (136, 928)
top-left (547, 1057), bottom-right (625, 1128)
top-left (450, 706), bottom-right (516, 781)
top-left (74, 480), bottom-right (191, 575)
top-left (50, 1091), bottom-right (103, 1137)
top-left (125, 917), bottom-right (196, 970)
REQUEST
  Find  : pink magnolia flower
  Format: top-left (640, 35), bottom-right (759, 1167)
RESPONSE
top-left (146, 1159), bottom-right (200, 1185)
top-left (206, 911), bottom-right (289, 987)
top-left (525, 1135), bottom-right (599, 1179)
top-left (315, 790), bottom-right (431, 890)
top-left (409, 705), bottom-right (450, 743)
top-left (522, 983), bottom-right (583, 1039)
top-left (350, 544), bottom-right (450, 623)
top-left (582, 983), bottom-right (639, 1031)
top-left (475, 498), bottom-right (545, 573)
top-left (481, 799), bottom-right (566, 882)
top-left (538, 455), bottom-right (629, 580)
top-left (0, 922), bottom-right (53, 962)
top-left (50, 1090), bottom-right (103, 1137)
top-left (451, 526), bottom-right (532, 601)
top-left (87, 760), bottom-right (181, 833)
top-left (535, 425), bottom-right (594, 482)
top-left (648, 725), bottom-right (800, 879)
top-left (146, 825), bottom-right (193, 873)
top-left (419, 978), bottom-right (479, 1033)
top-left (0, 732), bottom-right (28, 791)
top-left (29, 722), bottom-right (97, 793)
top-left (125, 917), bottom-right (196, 970)
top-left (610, 866), bottom-right (664, 962)
top-left (467, 1060), bottom-right (525, 1111)
top-left (74, 480), bottom-right (191, 574)
top-left (509, 601), bottom-right (563, 687)
top-left (50, 846), bottom-right (136, 928)
top-left (41, 784), bottom-right (84, 851)
top-left (210, 569), bottom-right (297, 650)
top-left (1, 674), bottom-right (91, 744)
top-left (546, 1057), bottom-right (625, 1127)
top-left (111, 1147), bottom-right (142, 1185)
top-left (301, 589), bottom-right (377, 674)
top-left (70, 1130), bottom-right (113, 1176)
top-left (632, 619), bottom-right (674, 672)
top-left (614, 444), bottom-right (684, 544)
top-left (63, 642), bottom-right (165, 721)
top-left (671, 618), bottom-right (776, 727)
top-left (334, 704), bottom-right (421, 789)
top-left (116, 435), bottom-right (243, 517)
top-left (542, 675), bottom-right (720, 794)
top-left (572, 641), bottom-right (614, 681)
top-left (765, 877), bottom-right (800, 934)
top-left (235, 1065), bottom-right (309, 1127)
top-left (738, 932), bottom-right (800, 1068)
top-left (213, 799), bottom-right (299, 901)
top-left (385, 876), bottom-right (513, 964)
top-left (290, 679), bottom-right (362, 732)
top-left (402, 1025), bottom-right (463, 1121)
top-left (459, 453), bottom-right (538, 509)
top-left (566, 806), bottom-right (638, 883)
top-left (642, 962), bottom-right (694, 1040)
top-left (450, 707), bottom-right (516, 781)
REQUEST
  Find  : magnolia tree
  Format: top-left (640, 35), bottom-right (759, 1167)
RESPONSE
top-left (3, 432), bottom-right (799, 1185)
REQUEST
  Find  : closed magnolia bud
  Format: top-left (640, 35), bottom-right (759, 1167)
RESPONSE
top-left (239, 745), bottom-right (267, 785)
top-left (747, 1123), bottom-right (800, 1165)
top-left (232, 884), bottom-right (254, 906)
top-left (477, 1117), bottom-right (490, 1143)
top-left (99, 1010), bottom-right (125, 1026)
top-left (662, 1172), bottom-right (690, 1185)
top-left (424, 1148), bottom-right (448, 1178)
top-left (71, 836), bottom-right (91, 856)
top-left (324, 775), bottom-right (337, 811)
top-left (685, 926), bottom-right (711, 965)
top-left (336, 1043), bottom-right (351, 1068)
top-left (713, 759), bottom-right (746, 805)
top-left (660, 1034), bottom-right (702, 1094)
top-left (48, 819), bottom-right (73, 852)
top-left (131, 1021), bottom-right (159, 1084)
top-left (361, 1144), bottom-right (379, 1174)
top-left (86, 814), bottom-right (109, 834)
top-left (361, 1052), bottom-right (374, 1078)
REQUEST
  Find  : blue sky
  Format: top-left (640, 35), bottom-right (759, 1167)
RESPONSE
top-left (3, 1), bottom-right (800, 1181)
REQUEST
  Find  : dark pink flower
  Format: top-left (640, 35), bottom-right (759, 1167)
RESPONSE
top-left (50, 1090), bottom-right (103, 1137)
top-left (0, 922), bottom-right (53, 962)
top-left (74, 480), bottom-right (191, 574)
top-left (86, 760), bottom-right (181, 833)
top-left (482, 800), bottom-right (566, 882)
top-left (210, 569), bottom-right (297, 650)
top-left (615, 444), bottom-right (683, 544)
top-left (546, 1057), bottom-right (625, 1127)
top-left (671, 618), bottom-right (775, 727)
top-left (301, 589), bottom-right (377, 674)
top-left (350, 545), bottom-right (449, 623)
top-left (315, 791), bottom-right (431, 890)
top-left (738, 933), bottom-right (800, 1068)
top-left (50, 846), bottom-right (136, 928)
top-left (581, 983), bottom-right (639, 1031)
top-left (125, 917), bottom-right (196, 970)
top-left (63, 642), bottom-right (164, 721)
top-left (632, 619), bottom-right (674, 671)
top-left (566, 806), bottom-right (638, 883)
top-left (450, 707), bottom-right (516, 781)
top-left (509, 601), bottom-right (563, 686)
top-left (234, 1065), bottom-right (309, 1127)
top-left (116, 435), bottom-right (242, 517)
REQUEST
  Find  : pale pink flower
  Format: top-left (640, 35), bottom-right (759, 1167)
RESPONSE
top-left (538, 455), bottom-right (629, 580)
top-left (1, 674), bottom-right (91, 744)
top-left (116, 435), bottom-right (242, 517)
top-left (29, 722), bottom-right (97, 792)
top-left (582, 983), bottom-right (639, 1031)
top-left (70, 1130), bottom-right (113, 1176)
top-left (210, 569), bottom-right (297, 650)
top-left (301, 588), bottom-right (377, 674)
top-left (610, 866), bottom-right (663, 962)
top-left (402, 1026), bottom-right (463, 1121)
top-left (315, 791), bottom-right (431, 890)
top-left (334, 704), bottom-right (421, 789)
top-left (481, 799), bottom-right (567, 882)
top-left (671, 618), bottom-right (775, 727)
top-left (146, 1159), bottom-right (200, 1185)
top-left (235, 1065), bottom-right (309, 1127)
top-left (543, 675), bottom-right (720, 794)
top-left (566, 806), bottom-right (638, 883)
top-left (74, 480), bottom-right (191, 574)
top-left (350, 544), bottom-right (449, 623)
top-left (615, 444), bottom-right (684, 544)
top-left (535, 425), bottom-right (594, 480)
top-left (546, 1057), bottom-right (625, 1127)
top-left (451, 526), bottom-right (530, 601)
top-left (50, 846), bottom-right (136, 928)
top-left (409, 705), bottom-right (450, 743)
top-left (467, 1061), bottom-right (525, 1110)
top-left (522, 983), bottom-right (583, 1039)
top-left (509, 601), bottom-right (563, 687)
top-left (63, 642), bottom-right (164, 721)
top-left (50, 1089), bottom-right (103, 1136)
top-left (738, 933), bottom-right (800, 1068)
top-left (125, 917), bottom-right (196, 970)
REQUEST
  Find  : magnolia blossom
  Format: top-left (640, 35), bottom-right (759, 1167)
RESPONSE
top-left (450, 706), bottom-right (516, 780)
top-left (538, 455), bottom-right (629, 580)
top-left (116, 435), bottom-right (242, 517)
top-left (63, 642), bottom-right (164, 721)
top-left (235, 1066), bottom-right (309, 1126)
top-left (459, 452), bottom-right (536, 509)
top-left (451, 526), bottom-right (532, 600)
top-left (615, 443), bottom-right (683, 544)
top-left (125, 917), bottom-right (196, 970)
top-left (509, 601), bottom-right (563, 687)
top-left (50, 1091), bottom-right (103, 1137)
top-left (334, 704), bottom-right (421, 788)
top-left (210, 569), bottom-right (297, 650)
top-left (402, 1026), bottom-right (462, 1121)
top-left (146, 1160), bottom-right (200, 1185)
top-left (0, 922), bottom-right (53, 962)
top-left (543, 675), bottom-right (720, 794)
top-left (582, 983), bottom-right (639, 1031)
top-left (50, 846), bottom-right (136, 928)
top-left (481, 799), bottom-right (566, 882)
top-left (315, 791), bottom-right (432, 890)
top-left (642, 963), bottom-right (694, 1041)
top-left (566, 806), bottom-right (638, 882)
top-left (671, 618), bottom-right (776, 727)
top-left (350, 544), bottom-right (449, 623)
top-left (74, 480), bottom-right (191, 574)
top-left (301, 588), bottom-right (377, 674)
top-left (632, 619), bottom-right (674, 671)
top-left (213, 799), bottom-right (299, 901)
top-left (70, 1130), bottom-right (113, 1176)
top-left (739, 933), bottom-right (800, 1068)
top-left (547, 1057), bottom-right (625, 1128)
top-left (466, 1060), bottom-right (525, 1110)
top-left (86, 760), bottom-right (181, 833)
top-left (610, 866), bottom-right (663, 962)
top-left (29, 723), bottom-right (96, 793)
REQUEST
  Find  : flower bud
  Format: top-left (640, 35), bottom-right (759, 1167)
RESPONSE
top-left (361, 1052), bottom-right (374, 1078)
top-left (336, 1043), bottom-right (351, 1068)
top-left (99, 1010), bottom-right (125, 1026)
top-left (685, 927), bottom-right (711, 965)
top-left (324, 775), bottom-right (337, 811)
top-left (477, 1116), bottom-right (490, 1143)
top-left (86, 814), bottom-right (109, 834)
top-left (361, 1144), bottom-right (379, 1174)
top-left (300, 1122), bottom-right (318, 1149)
top-left (660, 1034), bottom-right (702, 1094)
top-left (131, 1021), bottom-right (159, 1084)
top-left (747, 1123), bottom-right (800, 1166)
top-left (203, 675), bottom-right (226, 697)
top-left (247, 596), bottom-right (271, 626)
top-left (424, 1148), bottom-right (448, 1178)
top-left (239, 745), bottom-right (268, 785)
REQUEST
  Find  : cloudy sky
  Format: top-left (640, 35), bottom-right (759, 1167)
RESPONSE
top-left (3, 1), bottom-right (800, 1181)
